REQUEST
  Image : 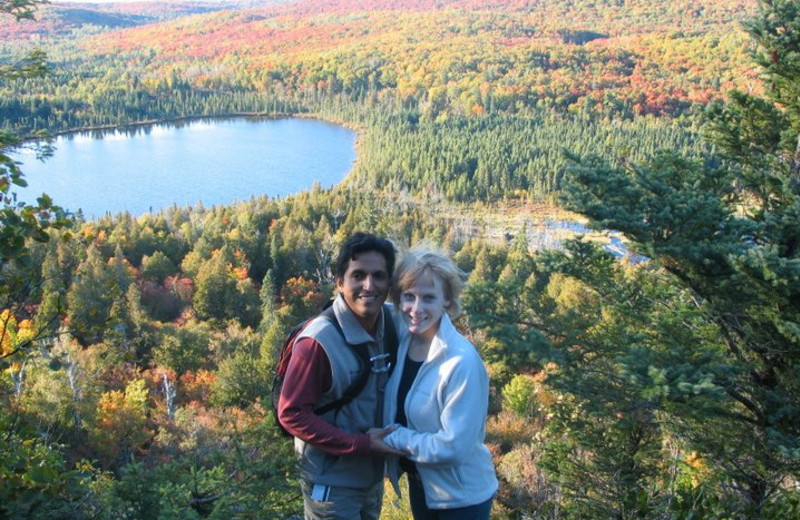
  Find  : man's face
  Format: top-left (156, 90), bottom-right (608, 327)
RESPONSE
top-left (337, 250), bottom-right (390, 331)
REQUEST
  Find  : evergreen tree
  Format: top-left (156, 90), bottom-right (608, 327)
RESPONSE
top-left (66, 245), bottom-right (114, 345)
top-left (140, 250), bottom-right (176, 283)
top-left (34, 238), bottom-right (70, 335)
top-left (551, 0), bottom-right (800, 516)
top-left (193, 248), bottom-right (237, 323)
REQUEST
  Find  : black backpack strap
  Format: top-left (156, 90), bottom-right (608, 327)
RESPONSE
top-left (382, 303), bottom-right (399, 375)
top-left (314, 304), bottom-right (398, 415)
top-left (313, 305), bottom-right (370, 416)
top-left (318, 305), bottom-right (343, 337)
top-left (315, 344), bottom-right (370, 415)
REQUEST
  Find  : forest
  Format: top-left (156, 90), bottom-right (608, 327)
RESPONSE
top-left (1, 0), bottom-right (799, 519)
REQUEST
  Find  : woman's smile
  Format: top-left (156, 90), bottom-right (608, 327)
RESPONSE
top-left (400, 271), bottom-right (450, 343)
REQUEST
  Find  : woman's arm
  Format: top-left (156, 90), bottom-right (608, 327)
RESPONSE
top-left (383, 353), bottom-right (489, 466)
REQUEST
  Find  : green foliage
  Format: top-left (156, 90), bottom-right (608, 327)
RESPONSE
top-left (100, 405), bottom-right (301, 519)
top-left (89, 378), bottom-right (152, 468)
top-left (501, 373), bottom-right (538, 418)
top-left (464, 274), bottom-right (550, 382)
top-left (0, 141), bottom-right (71, 359)
top-left (65, 245), bottom-right (118, 344)
top-left (0, 4), bottom-right (88, 514)
top-left (141, 250), bottom-right (177, 283)
top-left (0, 418), bottom-right (95, 519)
top-left (0, 7), bottom-right (70, 325)
top-left (14, 347), bottom-right (80, 434)
top-left (510, 245), bottom-right (689, 517)
top-left (4, 1), bottom-right (797, 518)
top-left (193, 246), bottom-right (260, 327)
top-left (521, 0), bottom-right (800, 516)
top-left (210, 350), bottom-right (270, 409)
top-left (92, 461), bottom-right (163, 519)
top-left (209, 325), bottom-right (271, 409)
top-left (152, 322), bottom-right (211, 375)
top-left (560, 147), bottom-right (799, 514)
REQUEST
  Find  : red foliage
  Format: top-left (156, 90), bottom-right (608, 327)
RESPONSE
top-left (7, 0), bottom-right (762, 119)
top-left (280, 276), bottom-right (328, 310)
top-left (164, 276), bottom-right (194, 302)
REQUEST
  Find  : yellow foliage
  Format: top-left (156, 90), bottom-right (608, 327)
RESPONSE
top-left (685, 451), bottom-right (706, 470)
top-left (0, 310), bottom-right (37, 358)
top-left (0, 309), bottom-right (16, 357)
top-left (92, 379), bottom-right (152, 464)
top-left (546, 272), bottom-right (596, 312)
top-left (682, 451), bottom-right (712, 488)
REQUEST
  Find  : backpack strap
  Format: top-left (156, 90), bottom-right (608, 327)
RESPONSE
top-left (317, 304), bottom-right (343, 338)
top-left (313, 304), bottom-right (398, 415)
top-left (315, 345), bottom-right (370, 415)
top-left (382, 304), bottom-right (399, 375)
top-left (314, 305), bottom-right (365, 415)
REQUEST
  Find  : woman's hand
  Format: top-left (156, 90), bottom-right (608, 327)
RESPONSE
top-left (367, 426), bottom-right (407, 455)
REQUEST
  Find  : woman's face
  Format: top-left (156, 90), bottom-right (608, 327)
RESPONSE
top-left (399, 270), bottom-right (450, 342)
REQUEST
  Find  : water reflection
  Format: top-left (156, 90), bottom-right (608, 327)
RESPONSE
top-left (59, 117), bottom-right (277, 142)
top-left (12, 117), bottom-right (357, 219)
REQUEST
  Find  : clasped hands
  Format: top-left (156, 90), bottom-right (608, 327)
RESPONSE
top-left (368, 425), bottom-right (407, 455)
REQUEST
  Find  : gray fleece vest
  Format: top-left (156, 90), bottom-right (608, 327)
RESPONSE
top-left (293, 297), bottom-right (389, 488)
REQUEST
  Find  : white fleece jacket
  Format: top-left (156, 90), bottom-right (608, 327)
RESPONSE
top-left (383, 312), bottom-right (498, 509)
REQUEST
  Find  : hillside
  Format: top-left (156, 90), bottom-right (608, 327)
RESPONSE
top-left (1, 0), bottom-right (758, 120)
top-left (3, 1), bottom-right (800, 519)
top-left (0, 0), bottom-right (762, 204)
top-left (86, 0), bottom-right (760, 116)
top-left (0, 1), bottom-right (240, 39)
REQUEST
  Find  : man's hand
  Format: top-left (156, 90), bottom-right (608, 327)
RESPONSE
top-left (368, 426), bottom-right (407, 455)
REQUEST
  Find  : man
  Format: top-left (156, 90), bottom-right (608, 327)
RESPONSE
top-left (278, 232), bottom-right (402, 520)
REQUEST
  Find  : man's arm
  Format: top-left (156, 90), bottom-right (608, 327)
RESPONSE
top-left (277, 336), bottom-right (372, 456)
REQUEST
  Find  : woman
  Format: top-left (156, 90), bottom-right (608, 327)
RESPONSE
top-left (380, 248), bottom-right (498, 519)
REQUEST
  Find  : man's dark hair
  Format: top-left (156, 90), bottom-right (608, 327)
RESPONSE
top-left (333, 232), bottom-right (396, 281)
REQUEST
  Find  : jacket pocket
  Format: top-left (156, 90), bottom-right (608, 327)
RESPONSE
top-left (303, 443), bottom-right (339, 477)
top-left (423, 465), bottom-right (465, 503)
top-left (319, 453), bottom-right (339, 477)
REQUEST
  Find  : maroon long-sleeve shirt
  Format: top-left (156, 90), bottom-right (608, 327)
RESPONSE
top-left (277, 336), bottom-right (372, 456)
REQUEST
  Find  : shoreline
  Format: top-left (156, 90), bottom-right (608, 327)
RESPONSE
top-left (14, 114), bottom-right (360, 219)
top-left (36, 112), bottom-right (302, 139)
top-left (24, 111), bottom-right (366, 194)
top-left (16, 113), bottom-right (591, 254)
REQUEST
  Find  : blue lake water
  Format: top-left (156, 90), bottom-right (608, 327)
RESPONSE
top-left (12, 117), bottom-right (357, 219)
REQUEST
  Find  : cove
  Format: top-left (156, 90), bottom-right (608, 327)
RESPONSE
top-left (12, 117), bottom-right (357, 219)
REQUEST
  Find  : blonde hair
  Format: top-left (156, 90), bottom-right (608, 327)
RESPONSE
top-left (391, 248), bottom-right (467, 318)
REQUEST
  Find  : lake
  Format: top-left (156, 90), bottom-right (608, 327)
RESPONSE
top-left (12, 117), bottom-right (357, 219)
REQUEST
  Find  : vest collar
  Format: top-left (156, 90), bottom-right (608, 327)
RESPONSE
top-left (332, 294), bottom-right (385, 345)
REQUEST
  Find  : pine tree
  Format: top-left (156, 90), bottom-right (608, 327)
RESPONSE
top-left (193, 249), bottom-right (236, 322)
top-left (555, 0), bottom-right (800, 515)
top-left (66, 245), bottom-right (114, 346)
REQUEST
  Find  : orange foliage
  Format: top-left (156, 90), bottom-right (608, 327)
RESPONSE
top-left (91, 379), bottom-right (153, 466)
top-left (281, 276), bottom-right (327, 310)
top-left (178, 369), bottom-right (216, 404)
top-left (0, 310), bottom-right (36, 359)
top-left (66, 0), bottom-right (758, 118)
